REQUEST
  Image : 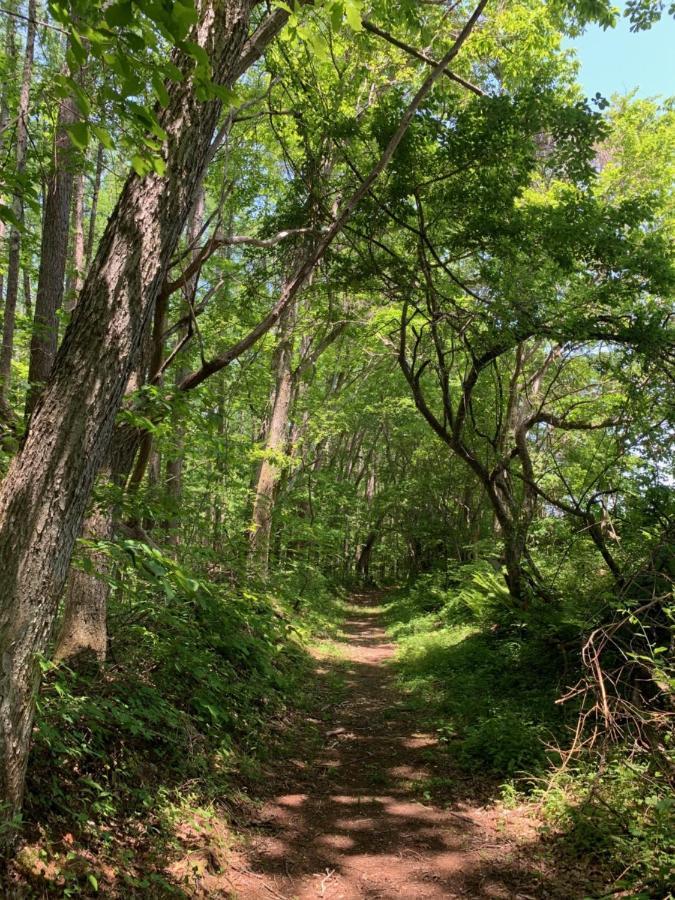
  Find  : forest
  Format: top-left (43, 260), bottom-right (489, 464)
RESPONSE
top-left (0, 0), bottom-right (673, 896)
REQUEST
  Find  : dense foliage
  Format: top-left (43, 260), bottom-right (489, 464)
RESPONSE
top-left (0, 0), bottom-right (672, 895)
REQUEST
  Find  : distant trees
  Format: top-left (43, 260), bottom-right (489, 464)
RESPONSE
top-left (0, 0), bottom-right (487, 833)
top-left (0, 0), bottom-right (671, 855)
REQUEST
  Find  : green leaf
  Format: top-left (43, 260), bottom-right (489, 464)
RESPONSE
top-left (162, 60), bottom-right (184, 82)
top-left (0, 204), bottom-right (22, 229)
top-left (120, 75), bottom-right (145, 98)
top-left (123, 30), bottom-right (146, 53)
top-left (172, 0), bottom-right (199, 40)
top-left (105, 2), bottom-right (134, 28)
top-left (344, 0), bottom-right (363, 31)
top-left (330, 2), bottom-right (343, 31)
top-left (207, 82), bottom-right (237, 105)
top-left (183, 40), bottom-right (210, 72)
top-left (87, 874), bottom-right (99, 892)
top-left (91, 124), bottom-right (113, 149)
top-left (66, 121), bottom-right (90, 150)
top-left (68, 29), bottom-right (88, 65)
top-left (131, 154), bottom-right (151, 176)
top-left (65, 47), bottom-right (81, 73)
top-left (151, 155), bottom-right (167, 176)
top-left (152, 73), bottom-right (170, 107)
top-left (71, 83), bottom-right (91, 118)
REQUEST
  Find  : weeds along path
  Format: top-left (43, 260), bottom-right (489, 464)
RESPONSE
top-left (227, 593), bottom-right (569, 899)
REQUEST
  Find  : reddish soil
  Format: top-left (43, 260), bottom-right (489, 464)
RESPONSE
top-left (226, 596), bottom-right (582, 900)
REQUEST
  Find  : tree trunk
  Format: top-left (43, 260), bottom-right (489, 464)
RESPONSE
top-left (248, 302), bottom-right (296, 578)
top-left (357, 530), bottom-right (378, 582)
top-left (0, 0), bottom-right (253, 830)
top-left (65, 169), bottom-right (85, 310)
top-left (22, 268), bottom-right (31, 319)
top-left (25, 95), bottom-right (77, 419)
top-left (0, 0), bottom-right (37, 414)
top-left (0, 2), bottom-right (17, 311)
top-left (166, 188), bottom-right (204, 547)
top-left (53, 507), bottom-right (112, 663)
top-left (52, 409), bottom-right (148, 664)
top-left (85, 143), bottom-right (104, 269)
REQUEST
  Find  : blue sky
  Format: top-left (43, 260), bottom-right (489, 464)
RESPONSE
top-left (567, 9), bottom-right (675, 99)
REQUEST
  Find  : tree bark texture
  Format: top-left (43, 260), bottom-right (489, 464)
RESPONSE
top-left (65, 169), bottom-right (85, 309)
top-left (25, 96), bottom-right (78, 419)
top-left (0, 0), bottom-right (253, 827)
top-left (53, 507), bottom-right (112, 663)
top-left (85, 143), bottom-right (104, 269)
top-left (0, 0), bottom-right (37, 412)
top-left (248, 302), bottom-right (296, 577)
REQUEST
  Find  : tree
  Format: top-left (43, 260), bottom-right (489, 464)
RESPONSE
top-left (0, 0), bottom-right (258, 830)
top-left (0, 0), bottom-right (487, 828)
top-left (0, 0), bottom-right (36, 419)
top-left (25, 93), bottom-right (78, 418)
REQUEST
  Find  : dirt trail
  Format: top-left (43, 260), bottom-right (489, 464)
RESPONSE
top-left (227, 595), bottom-right (556, 899)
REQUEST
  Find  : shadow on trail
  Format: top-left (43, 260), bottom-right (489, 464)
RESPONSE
top-left (231, 594), bottom-right (591, 899)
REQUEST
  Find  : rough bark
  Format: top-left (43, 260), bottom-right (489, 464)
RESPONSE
top-left (25, 95), bottom-right (77, 419)
top-left (248, 302), bottom-right (296, 577)
top-left (0, 3), bottom-right (17, 311)
top-left (0, 0), bottom-right (254, 830)
top-left (85, 143), bottom-right (104, 269)
top-left (22, 268), bottom-right (31, 319)
top-left (65, 169), bottom-right (85, 309)
top-left (0, 0), bottom-right (37, 414)
top-left (53, 508), bottom-right (112, 663)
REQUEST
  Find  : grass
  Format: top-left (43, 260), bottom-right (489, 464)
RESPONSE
top-left (384, 572), bottom-right (675, 898)
top-left (386, 596), bottom-right (574, 780)
top-left (8, 550), bottom-right (350, 897)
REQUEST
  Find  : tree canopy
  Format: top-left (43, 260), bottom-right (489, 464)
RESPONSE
top-left (0, 0), bottom-right (672, 895)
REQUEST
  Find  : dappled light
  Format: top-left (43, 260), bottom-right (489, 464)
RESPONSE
top-left (0, 0), bottom-right (672, 896)
top-left (228, 595), bottom-right (595, 899)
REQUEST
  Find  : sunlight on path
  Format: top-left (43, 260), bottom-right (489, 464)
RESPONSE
top-left (228, 595), bottom-right (548, 899)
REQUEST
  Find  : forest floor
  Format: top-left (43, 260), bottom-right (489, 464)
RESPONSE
top-left (222, 593), bottom-right (593, 900)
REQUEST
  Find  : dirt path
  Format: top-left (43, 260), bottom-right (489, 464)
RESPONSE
top-left (227, 596), bottom-right (561, 899)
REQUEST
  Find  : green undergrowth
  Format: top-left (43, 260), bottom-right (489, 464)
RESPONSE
top-left (386, 565), bottom-right (578, 779)
top-left (16, 540), bottom-right (347, 897)
top-left (386, 566), bottom-right (675, 898)
top-left (539, 756), bottom-right (675, 898)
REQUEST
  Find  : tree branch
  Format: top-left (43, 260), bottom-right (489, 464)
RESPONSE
top-left (362, 18), bottom-right (485, 97)
top-left (179, 0), bottom-right (489, 393)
